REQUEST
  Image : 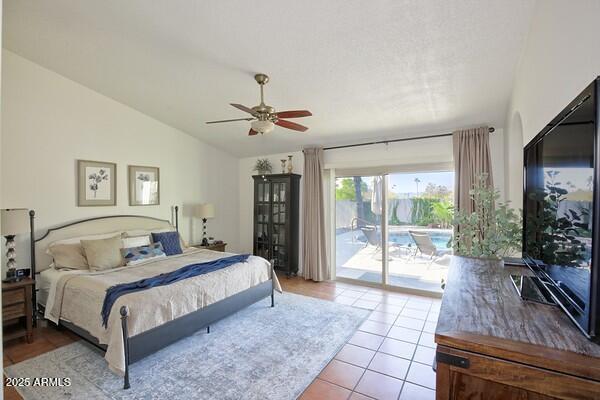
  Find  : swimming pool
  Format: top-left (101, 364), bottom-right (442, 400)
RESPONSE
top-left (388, 230), bottom-right (452, 249)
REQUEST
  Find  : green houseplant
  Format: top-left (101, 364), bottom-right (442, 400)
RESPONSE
top-left (452, 174), bottom-right (521, 260)
top-left (253, 159), bottom-right (273, 175)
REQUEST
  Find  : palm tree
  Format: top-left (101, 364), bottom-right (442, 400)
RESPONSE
top-left (414, 178), bottom-right (421, 197)
top-left (353, 176), bottom-right (365, 223)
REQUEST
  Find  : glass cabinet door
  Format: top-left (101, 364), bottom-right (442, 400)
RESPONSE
top-left (255, 181), bottom-right (271, 259)
top-left (272, 245), bottom-right (287, 270)
top-left (271, 181), bottom-right (288, 268)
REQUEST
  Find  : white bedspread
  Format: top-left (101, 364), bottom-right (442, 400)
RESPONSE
top-left (44, 249), bottom-right (280, 374)
top-left (38, 267), bottom-right (66, 307)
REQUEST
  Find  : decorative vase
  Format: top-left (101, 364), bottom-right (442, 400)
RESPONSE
top-left (287, 155), bottom-right (293, 173)
top-left (280, 159), bottom-right (287, 174)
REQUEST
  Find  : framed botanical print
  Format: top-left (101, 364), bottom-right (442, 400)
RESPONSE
top-left (78, 160), bottom-right (117, 206)
top-left (129, 165), bottom-right (160, 206)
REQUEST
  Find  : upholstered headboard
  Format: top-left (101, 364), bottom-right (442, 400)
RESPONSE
top-left (34, 214), bottom-right (177, 273)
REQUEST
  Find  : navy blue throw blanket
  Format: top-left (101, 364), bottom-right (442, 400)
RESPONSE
top-left (101, 254), bottom-right (250, 327)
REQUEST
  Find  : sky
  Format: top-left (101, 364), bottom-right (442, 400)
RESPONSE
top-left (388, 171), bottom-right (454, 195)
top-left (340, 171), bottom-right (454, 196)
top-left (342, 167), bottom-right (591, 198)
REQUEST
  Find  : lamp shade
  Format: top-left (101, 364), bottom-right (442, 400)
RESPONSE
top-left (1, 209), bottom-right (30, 236)
top-left (196, 203), bottom-right (215, 219)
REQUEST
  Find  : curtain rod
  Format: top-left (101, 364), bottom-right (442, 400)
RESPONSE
top-left (319, 127), bottom-right (495, 151)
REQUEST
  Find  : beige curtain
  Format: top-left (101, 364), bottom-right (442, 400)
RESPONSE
top-left (453, 126), bottom-right (493, 214)
top-left (302, 147), bottom-right (329, 281)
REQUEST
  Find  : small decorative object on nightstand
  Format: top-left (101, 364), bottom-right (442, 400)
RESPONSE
top-left (1, 208), bottom-right (30, 282)
top-left (2, 278), bottom-right (34, 343)
top-left (195, 203), bottom-right (215, 246)
top-left (194, 242), bottom-right (227, 252)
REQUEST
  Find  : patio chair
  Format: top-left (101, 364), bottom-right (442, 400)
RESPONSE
top-left (359, 226), bottom-right (404, 262)
top-left (408, 230), bottom-right (446, 262)
top-left (360, 225), bottom-right (381, 250)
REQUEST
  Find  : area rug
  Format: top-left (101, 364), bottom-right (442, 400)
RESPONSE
top-left (6, 292), bottom-right (368, 400)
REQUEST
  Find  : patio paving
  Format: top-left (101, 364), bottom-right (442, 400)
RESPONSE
top-left (335, 229), bottom-right (450, 293)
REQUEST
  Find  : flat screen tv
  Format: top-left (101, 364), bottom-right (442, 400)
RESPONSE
top-left (523, 77), bottom-right (600, 340)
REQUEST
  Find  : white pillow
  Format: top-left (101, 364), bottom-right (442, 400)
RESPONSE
top-left (121, 235), bottom-right (151, 249)
top-left (46, 231), bottom-right (123, 256)
top-left (123, 228), bottom-right (188, 248)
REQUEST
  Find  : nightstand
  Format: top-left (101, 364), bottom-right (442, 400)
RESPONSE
top-left (194, 242), bottom-right (227, 252)
top-left (2, 278), bottom-right (34, 343)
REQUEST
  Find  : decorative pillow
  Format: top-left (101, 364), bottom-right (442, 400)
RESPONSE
top-left (81, 236), bottom-right (124, 271)
top-left (121, 242), bottom-right (166, 266)
top-left (47, 243), bottom-right (89, 270)
top-left (121, 235), bottom-right (151, 249)
top-left (151, 231), bottom-right (183, 256)
top-left (125, 228), bottom-right (189, 249)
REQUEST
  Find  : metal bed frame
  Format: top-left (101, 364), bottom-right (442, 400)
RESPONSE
top-left (30, 207), bottom-right (275, 389)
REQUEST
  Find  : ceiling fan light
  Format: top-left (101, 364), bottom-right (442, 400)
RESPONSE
top-left (251, 120), bottom-right (275, 133)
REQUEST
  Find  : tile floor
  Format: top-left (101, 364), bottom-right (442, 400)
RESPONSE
top-left (299, 282), bottom-right (440, 400)
top-left (3, 274), bottom-right (440, 400)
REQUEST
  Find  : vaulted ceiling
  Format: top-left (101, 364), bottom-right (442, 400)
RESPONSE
top-left (3, 0), bottom-right (535, 156)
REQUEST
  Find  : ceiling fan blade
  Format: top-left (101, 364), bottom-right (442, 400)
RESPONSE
top-left (206, 117), bottom-right (255, 124)
top-left (248, 128), bottom-right (259, 136)
top-left (230, 103), bottom-right (257, 115)
top-left (275, 119), bottom-right (309, 132)
top-left (274, 110), bottom-right (312, 119)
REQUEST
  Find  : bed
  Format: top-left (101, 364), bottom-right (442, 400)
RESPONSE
top-left (32, 210), bottom-right (279, 389)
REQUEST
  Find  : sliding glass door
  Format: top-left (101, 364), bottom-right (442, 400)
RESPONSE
top-left (335, 175), bottom-right (383, 284)
top-left (334, 169), bottom-right (454, 294)
top-left (385, 171), bottom-right (453, 293)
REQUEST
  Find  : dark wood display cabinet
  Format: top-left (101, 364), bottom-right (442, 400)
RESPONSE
top-left (253, 174), bottom-right (301, 276)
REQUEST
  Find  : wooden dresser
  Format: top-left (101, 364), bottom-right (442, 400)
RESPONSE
top-left (435, 257), bottom-right (600, 400)
top-left (2, 278), bottom-right (34, 344)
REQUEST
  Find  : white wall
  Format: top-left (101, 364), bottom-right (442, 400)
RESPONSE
top-left (1, 50), bottom-right (240, 268)
top-left (505, 0), bottom-right (600, 206)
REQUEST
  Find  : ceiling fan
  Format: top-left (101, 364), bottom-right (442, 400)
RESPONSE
top-left (206, 73), bottom-right (312, 135)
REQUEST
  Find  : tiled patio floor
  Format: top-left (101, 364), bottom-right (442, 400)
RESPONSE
top-left (336, 230), bottom-right (450, 294)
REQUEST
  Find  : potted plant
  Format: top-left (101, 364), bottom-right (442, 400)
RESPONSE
top-left (253, 159), bottom-right (273, 175)
top-left (451, 174), bottom-right (521, 263)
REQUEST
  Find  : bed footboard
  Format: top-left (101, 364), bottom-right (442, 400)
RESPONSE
top-left (120, 306), bottom-right (131, 390)
top-left (119, 277), bottom-right (274, 389)
top-left (271, 259), bottom-right (275, 308)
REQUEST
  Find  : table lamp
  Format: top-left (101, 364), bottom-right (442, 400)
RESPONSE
top-left (196, 203), bottom-right (215, 246)
top-left (1, 208), bottom-right (30, 281)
